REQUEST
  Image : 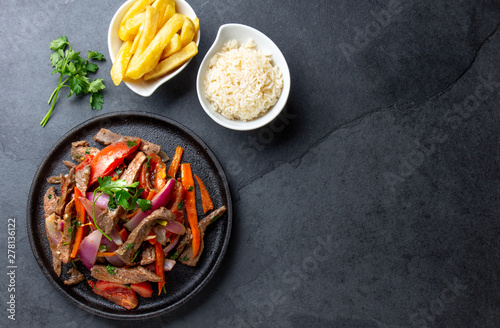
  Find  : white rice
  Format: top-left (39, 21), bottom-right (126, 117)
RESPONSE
top-left (204, 39), bottom-right (284, 121)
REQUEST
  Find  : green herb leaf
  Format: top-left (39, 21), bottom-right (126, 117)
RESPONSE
top-left (126, 243), bottom-right (134, 250)
top-left (177, 199), bottom-right (184, 210)
top-left (126, 140), bottom-right (137, 148)
top-left (170, 251), bottom-right (179, 260)
top-left (88, 79), bottom-right (105, 93)
top-left (86, 62), bottom-right (98, 73)
top-left (106, 264), bottom-right (117, 275)
top-left (41, 36), bottom-right (106, 127)
top-left (146, 156), bottom-right (151, 168)
top-left (137, 199), bottom-right (152, 212)
top-left (187, 186), bottom-right (193, 192)
top-left (88, 51), bottom-right (105, 61)
top-left (132, 247), bottom-right (142, 262)
top-left (90, 91), bottom-right (104, 110)
top-left (210, 215), bottom-right (220, 224)
top-left (99, 245), bottom-right (108, 252)
top-left (49, 36), bottom-right (67, 51)
top-left (179, 255), bottom-right (189, 261)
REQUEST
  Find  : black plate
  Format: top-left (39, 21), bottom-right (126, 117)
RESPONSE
top-left (27, 112), bottom-right (232, 320)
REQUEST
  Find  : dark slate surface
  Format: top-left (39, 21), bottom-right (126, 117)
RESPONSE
top-left (1, 0), bottom-right (499, 326)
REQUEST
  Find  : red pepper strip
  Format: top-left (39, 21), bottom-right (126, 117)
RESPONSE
top-left (167, 146), bottom-right (184, 178)
top-left (138, 163), bottom-right (151, 199)
top-left (118, 228), bottom-right (129, 241)
top-left (71, 188), bottom-right (87, 258)
top-left (155, 240), bottom-right (165, 295)
top-left (181, 163), bottom-right (200, 258)
top-left (148, 152), bottom-right (167, 190)
top-left (89, 139), bottom-right (141, 186)
top-left (194, 174), bottom-right (214, 213)
top-left (96, 251), bottom-right (116, 257)
top-left (75, 154), bottom-right (94, 172)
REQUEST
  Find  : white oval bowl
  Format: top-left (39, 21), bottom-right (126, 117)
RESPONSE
top-left (196, 24), bottom-right (291, 131)
top-left (108, 0), bottom-right (200, 97)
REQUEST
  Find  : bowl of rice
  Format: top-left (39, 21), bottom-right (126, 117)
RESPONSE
top-left (196, 24), bottom-right (290, 130)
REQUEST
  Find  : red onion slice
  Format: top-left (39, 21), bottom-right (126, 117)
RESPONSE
top-left (163, 234), bottom-right (180, 255)
top-left (99, 235), bottom-right (126, 267)
top-left (165, 221), bottom-right (186, 235)
top-left (145, 259), bottom-right (176, 272)
top-left (124, 178), bottom-right (175, 230)
top-left (79, 230), bottom-right (102, 270)
top-left (45, 215), bottom-right (62, 245)
top-left (86, 192), bottom-right (109, 209)
top-left (79, 196), bottom-right (105, 221)
top-left (57, 220), bottom-right (65, 232)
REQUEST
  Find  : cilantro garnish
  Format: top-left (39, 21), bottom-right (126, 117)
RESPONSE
top-left (179, 255), bottom-right (189, 261)
top-left (126, 243), bottom-right (134, 250)
top-left (126, 140), bottom-right (137, 148)
top-left (41, 36), bottom-right (106, 127)
top-left (106, 264), bottom-right (117, 275)
top-left (92, 177), bottom-right (151, 241)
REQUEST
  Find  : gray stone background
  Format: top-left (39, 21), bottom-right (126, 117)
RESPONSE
top-left (1, 0), bottom-right (500, 327)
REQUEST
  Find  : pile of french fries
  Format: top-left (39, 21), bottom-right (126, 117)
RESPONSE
top-left (111, 0), bottom-right (199, 86)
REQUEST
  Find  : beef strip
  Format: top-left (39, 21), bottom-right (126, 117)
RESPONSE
top-left (96, 207), bottom-right (127, 235)
top-left (63, 160), bottom-right (76, 169)
top-left (46, 176), bottom-right (63, 184)
top-left (115, 207), bottom-right (175, 265)
top-left (75, 164), bottom-right (91, 194)
top-left (140, 243), bottom-right (156, 266)
top-left (45, 213), bottom-right (62, 277)
top-left (64, 267), bottom-right (85, 285)
top-left (91, 265), bottom-right (162, 284)
top-left (94, 128), bottom-right (161, 154)
top-left (179, 206), bottom-right (226, 266)
top-left (58, 199), bottom-right (76, 263)
top-left (120, 151), bottom-right (147, 184)
top-left (71, 140), bottom-right (99, 162)
top-left (176, 228), bottom-right (192, 255)
top-left (43, 187), bottom-right (59, 219)
top-left (55, 167), bottom-right (75, 217)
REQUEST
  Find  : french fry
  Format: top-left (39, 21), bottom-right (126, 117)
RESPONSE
top-left (120, 0), bottom-right (154, 27)
top-left (193, 17), bottom-right (199, 35)
top-left (144, 42), bottom-right (198, 81)
top-left (158, 0), bottom-right (176, 30)
top-left (128, 6), bottom-right (159, 79)
top-left (119, 12), bottom-right (144, 41)
top-left (111, 40), bottom-right (134, 86)
top-left (131, 6), bottom-right (159, 58)
top-left (126, 13), bottom-right (185, 79)
top-left (152, 0), bottom-right (168, 30)
top-left (161, 33), bottom-right (182, 60)
top-left (130, 25), bottom-right (143, 54)
top-left (180, 17), bottom-right (195, 47)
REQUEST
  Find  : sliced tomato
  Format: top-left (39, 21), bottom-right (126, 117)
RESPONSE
top-left (88, 280), bottom-right (138, 310)
top-left (89, 139), bottom-right (141, 186)
top-left (131, 281), bottom-right (153, 298)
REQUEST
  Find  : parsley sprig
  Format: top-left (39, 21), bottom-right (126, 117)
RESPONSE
top-left (41, 36), bottom-right (106, 127)
top-left (92, 177), bottom-right (152, 240)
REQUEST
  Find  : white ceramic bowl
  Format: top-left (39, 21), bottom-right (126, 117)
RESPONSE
top-left (196, 24), bottom-right (291, 131)
top-left (108, 0), bottom-right (200, 97)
